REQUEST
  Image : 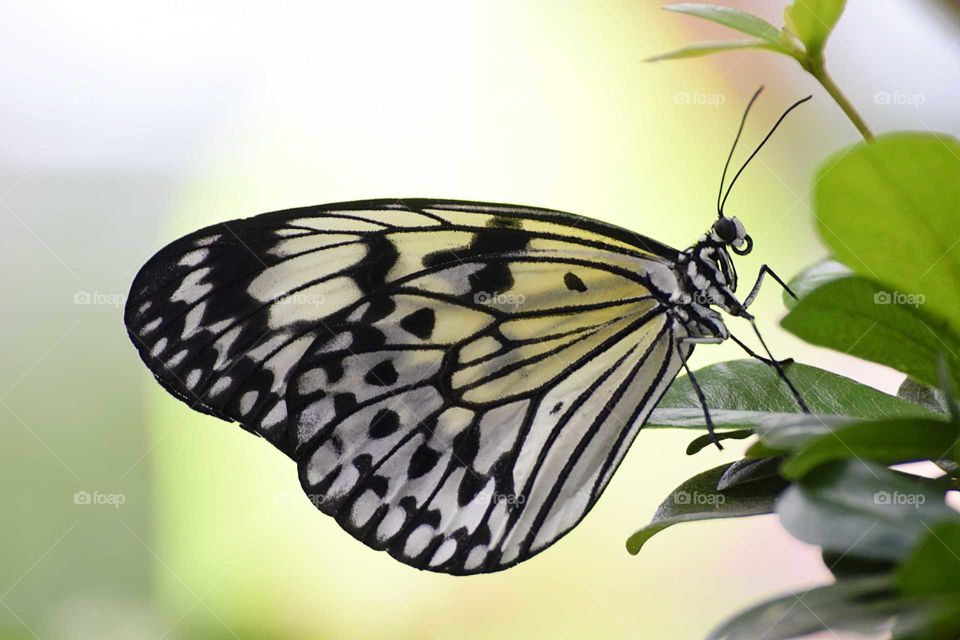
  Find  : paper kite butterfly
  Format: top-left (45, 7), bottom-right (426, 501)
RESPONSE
top-left (124, 89), bottom-right (810, 574)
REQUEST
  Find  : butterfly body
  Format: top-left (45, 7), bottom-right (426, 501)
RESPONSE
top-left (125, 198), bottom-right (760, 574)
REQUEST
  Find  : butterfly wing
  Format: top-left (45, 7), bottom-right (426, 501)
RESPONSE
top-left (125, 198), bottom-right (691, 574)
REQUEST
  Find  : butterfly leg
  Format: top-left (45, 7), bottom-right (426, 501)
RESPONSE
top-left (676, 336), bottom-right (724, 450)
top-left (744, 318), bottom-right (811, 413)
top-left (742, 264), bottom-right (799, 310)
top-left (729, 333), bottom-right (794, 368)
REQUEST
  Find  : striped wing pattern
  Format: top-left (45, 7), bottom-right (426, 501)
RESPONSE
top-left (125, 199), bottom-right (690, 574)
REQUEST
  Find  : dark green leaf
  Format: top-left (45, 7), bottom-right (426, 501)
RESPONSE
top-left (893, 523), bottom-right (960, 639)
top-left (645, 39), bottom-right (779, 62)
top-left (780, 418), bottom-right (960, 479)
top-left (648, 360), bottom-right (928, 431)
top-left (708, 575), bottom-right (901, 640)
top-left (686, 429), bottom-right (753, 455)
top-left (897, 522), bottom-right (960, 596)
top-left (777, 461), bottom-right (960, 562)
top-left (664, 4), bottom-right (783, 44)
top-left (781, 276), bottom-right (960, 389)
top-left (822, 549), bottom-right (895, 578)
top-left (753, 413), bottom-right (855, 452)
top-left (899, 377), bottom-right (949, 416)
top-left (717, 457), bottom-right (784, 491)
top-left (784, 0), bottom-right (847, 55)
top-left (815, 134), bottom-right (960, 343)
top-left (626, 462), bottom-right (787, 554)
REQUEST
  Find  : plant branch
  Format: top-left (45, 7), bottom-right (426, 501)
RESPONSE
top-left (803, 54), bottom-right (875, 142)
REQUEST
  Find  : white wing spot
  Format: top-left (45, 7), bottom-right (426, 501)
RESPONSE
top-left (178, 249), bottom-right (208, 267)
top-left (150, 337), bottom-right (167, 357)
top-left (239, 390), bottom-right (259, 415)
top-left (404, 524), bottom-right (434, 557)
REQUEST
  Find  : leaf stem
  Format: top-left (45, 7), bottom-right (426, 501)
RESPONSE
top-left (804, 55), bottom-right (875, 142)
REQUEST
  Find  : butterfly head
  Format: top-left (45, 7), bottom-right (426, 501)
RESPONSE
top-left (711, 216), bottom-right (752, 255)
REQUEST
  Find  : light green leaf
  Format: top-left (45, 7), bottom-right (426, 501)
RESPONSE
top-left (645, 39), bottom-right (779, 62)
top-left (781, 276), bottom-right (960, 389)
top-left (815, 133), bottom-right (960, 341)
top-left (783, 258), bottom-right (852, 308)
top-left (784, 0), bottom-right (847, 55)
top-left (626, 462), bottom-right (786, 554)
top-left (665, 4), bottom-right (783, 44)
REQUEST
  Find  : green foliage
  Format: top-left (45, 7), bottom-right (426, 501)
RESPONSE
top-left (642, 3), bottom-right (960, 638)
top-left (647, 360), bottom-right (925, 431)
top-left (780, 418), bottom-right (960, 479)
top-left (783, 275), bottom-right (960, 389)
top-left (625, 463), bottom-right (787, 554)
top-left (783, 0), bottom-right (847, 56)
top-left (652, 1), bottom-right (846, 65)
top-left (708, 575), bottom-right (902, 640)
top-left (814, 134), bottom-right (960, 340)
top-left (777, 462), bottom-right (959, 561)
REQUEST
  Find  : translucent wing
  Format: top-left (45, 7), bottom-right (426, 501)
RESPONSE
top-left (125, 198), bottom-right (690, 574)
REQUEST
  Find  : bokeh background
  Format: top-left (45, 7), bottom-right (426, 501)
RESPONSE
top-left (3, 1), bottom-right (960, 638)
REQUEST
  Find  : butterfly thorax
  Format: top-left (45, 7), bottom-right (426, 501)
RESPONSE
top-left (669, 217), bottom-right (752, 339)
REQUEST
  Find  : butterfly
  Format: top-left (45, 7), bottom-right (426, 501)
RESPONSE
top-left (124, 88), bottom-right (810, 575)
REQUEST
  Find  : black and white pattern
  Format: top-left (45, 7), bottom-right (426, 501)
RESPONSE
top-left (125, 198), bottom-right (743, 574)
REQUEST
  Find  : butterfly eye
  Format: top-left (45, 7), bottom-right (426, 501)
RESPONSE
top-left (713, 218), bottom-right (738, 243)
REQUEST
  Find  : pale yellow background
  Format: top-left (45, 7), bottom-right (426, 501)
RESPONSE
top-left (2, 1), bottom-right (959, 638)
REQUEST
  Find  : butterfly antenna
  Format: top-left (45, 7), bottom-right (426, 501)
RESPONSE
top-left (719, 94), bottom-right (813, 216)
top-left (718, 86), bottom-right (765, 218)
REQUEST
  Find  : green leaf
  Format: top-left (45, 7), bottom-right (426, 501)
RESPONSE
top-left (708, 575), bottom-right (901, 640)
top-left (899, 377), bottom-right (949, 416)
top-left (781, 276), bottom-right (960, 390)
top-left (626, 462), bottom-right (787, 554)
top-left (777, 461), bottom-right (960, 562)
top-left (645, 39), bottom-right (779, 62)
top-left (815, 133), bottom-right (960, 342)
top-left (780, 418), bottom-right (960, 479)
top-left (822, 549), bottom-right (895, 578)
top-left (784, 0), bottom-right (847, 56)
top-left (648, 360), bottom-right (930, 431)
top-left (897, 522), bottom-right (960, 596)
top-left (686, 428), bottom-right (753, 455)
top-left (717, 457), bottom-right (783, 490)
top-left (783, 258), bottom-right (852, 308)
top-left (664, 4), bottom-right (783, 44)
top-left (753, 414), bottom-right (856, 452)
top-left (892, 523), bottom-right (960, 639)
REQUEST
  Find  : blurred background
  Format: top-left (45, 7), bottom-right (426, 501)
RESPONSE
top-left (2, 1), bottom-right (959, 638)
